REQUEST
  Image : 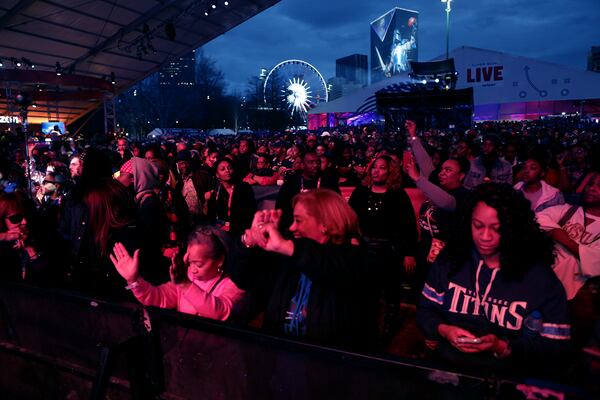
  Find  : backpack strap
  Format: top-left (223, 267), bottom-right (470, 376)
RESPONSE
top-left (558, 205), bottom-right (579, 227)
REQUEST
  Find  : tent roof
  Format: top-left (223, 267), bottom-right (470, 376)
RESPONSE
top-left (308, 74), bottom-right (411, 114)
top-left (0, 0), bottom-right (280, 124)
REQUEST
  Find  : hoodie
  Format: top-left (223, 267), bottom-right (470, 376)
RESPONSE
top-left (514, 180), bottom-right (564, 213)
top-left (417, 250), bottom-right (571, 370)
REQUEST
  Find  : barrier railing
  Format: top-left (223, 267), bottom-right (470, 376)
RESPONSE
top-left (0, 282), bottom-right (591, 399)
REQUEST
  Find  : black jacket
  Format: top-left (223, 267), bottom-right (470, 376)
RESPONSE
top-left (229, 238), bottom-right (378, 350)
top-left (207, 181), bottom-right (256, 238)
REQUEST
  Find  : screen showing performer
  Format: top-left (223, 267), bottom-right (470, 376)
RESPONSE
top-left (371, 8), bottom-right (419, 83)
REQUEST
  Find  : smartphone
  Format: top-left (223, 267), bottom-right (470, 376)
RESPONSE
top-left (402, 150), bottom-right (412, 166)
top-left (456, 337), bottom-right (482, 344)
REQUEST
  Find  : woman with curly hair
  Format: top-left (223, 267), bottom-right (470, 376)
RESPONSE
top-left (349, 155), bottom-right (418, 339)
top-left (417, 183), bottom-right (571, 373)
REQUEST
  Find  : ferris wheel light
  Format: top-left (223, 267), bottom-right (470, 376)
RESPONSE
top-left (263, 59), bottom-right (328, 117)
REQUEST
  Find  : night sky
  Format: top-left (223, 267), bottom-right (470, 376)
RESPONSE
top-left (202, 0), bottom-right (599, 94)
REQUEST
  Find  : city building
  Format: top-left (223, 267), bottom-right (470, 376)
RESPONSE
top-left (327, 77), bottom-right (364, 101)
top-left (588, 46), bottom-right (600, 72)
top-left (159, 50), bottom-right (196, 86)
top-left (336, 54), bottom-right (368, 86)
top-left (327, 54), bottom-right (368, 101)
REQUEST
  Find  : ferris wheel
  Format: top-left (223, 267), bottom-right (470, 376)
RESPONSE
top-left (263, 59), bottom-right (328, 116)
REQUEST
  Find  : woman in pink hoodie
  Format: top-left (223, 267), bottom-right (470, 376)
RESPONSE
top-left (110, 225), bottom-right (245, 321)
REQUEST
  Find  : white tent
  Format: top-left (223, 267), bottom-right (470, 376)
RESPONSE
top-left (451, 46), bottom-right (600, 119)
top-left (146, 128), bottom-right (164, 139)
top-left (310, 46), bottom-right (600, 121)
top-left (208, 128), bottom-right (236, 136)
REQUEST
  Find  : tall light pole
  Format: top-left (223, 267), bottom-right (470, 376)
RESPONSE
top-left (441, 0), bottom-right (453, 59)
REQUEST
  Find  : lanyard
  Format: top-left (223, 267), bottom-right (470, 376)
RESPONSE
top-left (300, 177), bottom-right (320, 192)
top-left (474, 259), bottom-right (499, 312)
top-left (216, 184), bottom-right (235, 220)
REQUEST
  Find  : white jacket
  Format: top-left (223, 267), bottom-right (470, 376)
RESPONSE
top-left (537, 204), bottom-right (600, 299)
top-left (514, 180), bottom-right (564, 213)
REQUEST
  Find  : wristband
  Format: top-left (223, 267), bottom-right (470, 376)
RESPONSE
top-left (125, 280), bottom-right (140, 290)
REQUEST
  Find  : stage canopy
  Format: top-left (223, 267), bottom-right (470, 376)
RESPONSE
top-left (0, 0), bottom-right (280, 124)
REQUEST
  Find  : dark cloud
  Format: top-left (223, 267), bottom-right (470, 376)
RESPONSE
top-left (201, 0), bottom-right (600, 93)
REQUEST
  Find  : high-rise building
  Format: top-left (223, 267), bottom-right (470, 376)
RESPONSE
top-left (327, 54), bottom-right (368, 101)
top-left (159, 50), bottom-right (196, 86)
top-left (336, 54), bottom-right (368, 86)
top-left (588, 46), bottom-right (600, 73)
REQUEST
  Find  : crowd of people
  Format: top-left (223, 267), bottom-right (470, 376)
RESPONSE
top-left (0, 116), bottom-right (599, 379)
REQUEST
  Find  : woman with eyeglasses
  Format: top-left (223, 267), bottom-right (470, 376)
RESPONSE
top-left (0, 192), bottom-right (56, 283)
top-left (110, 225), bottom-right (246, 321)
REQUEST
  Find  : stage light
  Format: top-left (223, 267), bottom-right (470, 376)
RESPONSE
top-left (0, 58), bottom-right (3, 67)
top-left (211, 4), bottom-right (217, 9)
top-left (224, 1), bottom-right (229, 5)
top-left (421, 79), bottom-right (427, 84)
top-left (55, 62), bottom-right (62, 76)
top-left (31, 103), bottom-right (37, 108)
top-left (434, 78), bottom-right (440, 83)
top-left (110, 72), bottom-right (116, 85)
top-left (204, 11), bottom-right (209, 16)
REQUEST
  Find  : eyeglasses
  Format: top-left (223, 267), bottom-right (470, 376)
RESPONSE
top-left (6, 213), bottom-right (25, 224)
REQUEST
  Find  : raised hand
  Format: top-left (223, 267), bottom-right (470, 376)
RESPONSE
top-left (260, 224), bottom-right (294, 256)
top-left (169, 248), bottom-right (190, 287)
top-left (404, 154), bottom-right (420, 181)
top-left (109, 242), bottom-right (140, 284)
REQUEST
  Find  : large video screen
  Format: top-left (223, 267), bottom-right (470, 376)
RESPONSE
top-left (41, 122), bottom-right (66, 135)
top-left (371, 8), bottom-right (419, 84)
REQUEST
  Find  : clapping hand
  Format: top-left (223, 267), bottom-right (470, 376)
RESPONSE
top-left (109, 242), bottom-right (140, 284)
top-left (168, 247), bottom-right (191, 289)
top-left (247, 210), bottom-right (282, 247)
top-left (247, 210), bottom-right (293, 256)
